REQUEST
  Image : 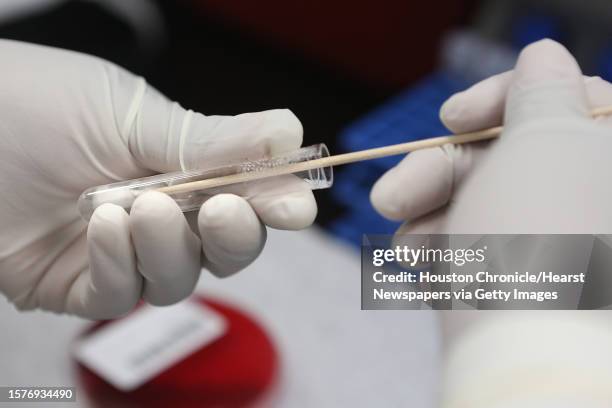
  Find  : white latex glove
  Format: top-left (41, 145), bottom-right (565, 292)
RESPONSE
top-left (371, 39), bottom-right (612, 408)
top-left (371, 39), bottom-right (612, 234)
top-left (0, 40), bottom-right (317, 319)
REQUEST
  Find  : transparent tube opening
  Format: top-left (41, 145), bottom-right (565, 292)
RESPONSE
top-left (281, 143), bottom-right (333, 189)
top-left (78, 143), bottom-right (333, 221)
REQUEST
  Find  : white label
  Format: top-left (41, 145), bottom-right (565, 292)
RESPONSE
top-left (73, 300), bottom-right (227, 391)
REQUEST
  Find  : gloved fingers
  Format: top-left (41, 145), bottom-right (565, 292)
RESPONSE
top-left (586, 77), bottom-right (612, 126)
top-left (371, 142), bottom-right (488, 222)
top-left (372, 40), bottom-right (585, 225)
top-left (130, 191), bottom-right (202, 305)
top-left (198, 194), bottom-right (266, 278)
top-left (505, 39), bottom-right (589, 129)
top-left (586, 76), bottom-right (612, 106)
top-left (441, 74), bottom-right (612, 134)
top-left (242, 175), bottom-right (318, 230)
top-left (440, 71), bottom-right (512, 133)
top-left (185, 174), bottom-right (317, 233)
top-left (371, 147), bottom-right (453, 221)
top-left (67, 203), bottom-right (142, 319)
top-left (108, 71), bottom-right (310, 231)
top-left (123, 77), bottom-right (303, 174)
top-left (201, 175), bottom-right (318, 230)
top-left (179, 109), bottom-right (303, 171)
top-left (372, 40), bottom-right (587, 225)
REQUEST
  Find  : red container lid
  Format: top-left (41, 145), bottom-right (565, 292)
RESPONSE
top-left (75, 297), bottom-right (279, 408)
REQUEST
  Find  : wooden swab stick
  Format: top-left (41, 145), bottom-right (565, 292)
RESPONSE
top-left (157, 105), bottom-right (612, 196)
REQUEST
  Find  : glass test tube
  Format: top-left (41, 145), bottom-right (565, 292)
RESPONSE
top-left (78, 144), bottom-right (333, 221)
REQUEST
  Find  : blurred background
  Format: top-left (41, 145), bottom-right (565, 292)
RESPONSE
top-left (0, 0), bottom-right (610, 406)
top-left (1, 0), bottom-right (611, 245)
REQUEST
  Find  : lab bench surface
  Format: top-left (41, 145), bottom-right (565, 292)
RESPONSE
top-left (0, 228), bottom-right (439, 407)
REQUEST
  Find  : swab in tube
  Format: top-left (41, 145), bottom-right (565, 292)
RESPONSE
top-left (77, 144), bottom-right (333, 221)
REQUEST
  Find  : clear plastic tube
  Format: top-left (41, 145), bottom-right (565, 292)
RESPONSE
top-left (78, 144), bottom-right (333, 221)
top-left (78, 143), bottom-right (333, 220)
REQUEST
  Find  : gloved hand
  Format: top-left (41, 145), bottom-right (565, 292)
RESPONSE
top-left (371, 39), bottom-right (612, 408)
top-left (0, 40), bottom-right (316, 319)
top-left (371, 39), bottom-right (612, 235)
